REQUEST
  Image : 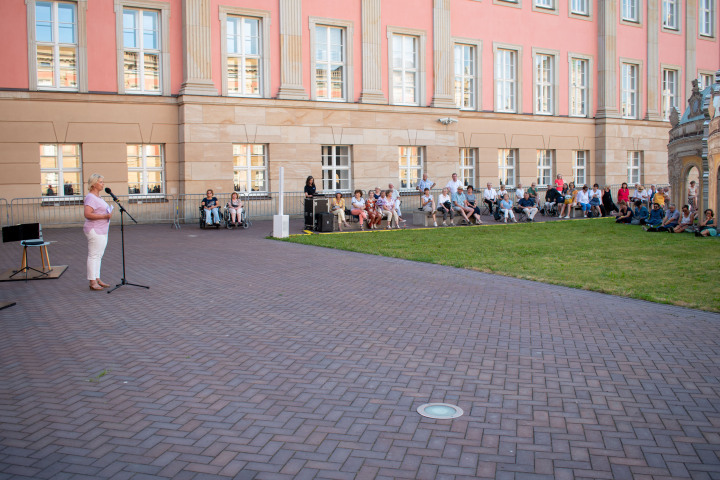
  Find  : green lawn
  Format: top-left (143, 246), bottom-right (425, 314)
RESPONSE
top-left (281, 219), bottom-right (720, 312)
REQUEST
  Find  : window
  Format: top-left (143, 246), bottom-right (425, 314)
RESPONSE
top-left (35, 1), bottom-right (78, 90)
top-left (122, 8), bottom-right (161, 94)
top-left (621, 63), bottom-right (638, 119)
top-left (233, 144), bottom-right (267, 193)
top-left (392, 34), bottom-right (419, 105)
top-left (454, 44), bottom-right (476, 110)
top-left (499, 149), bottom-right (516, 187)
top-left (537, 150), bottom-right (553, 186)
top-left (535, 53), bottom-right (554, 114)
top-left (700, 73), bottom-right (714, 90)
top-left (226, 16), bottom-right (261, 96)
top-left (700, 0), bottom-right (715, 37)
top-left (573, 151), bottom-right (587, 185)
top-left (662, 0), bottom-right (678, 30)
top-left (40, 144), bottom-right (82, 197)
top-left (495, 48), bottom-right (517, 112)
top-left (628, 151), bottom-right (642, 184)
top-left (662, 68), bottom-right (679, 120)
top-left (622, 0), bottom-right (639, 22)
top-left (570, 57), bottom-right (588, 117)
top-left (321, 146), bottom-right (351, 191)
top-left (459, 148), bottom-right (476, 187)
top-left (570, 0), bottom-right (589, 15)
top-left (399, 147), bottom-right (423, 190)
top-left (314, 26), bottom-right (345, 101)
top-left (535, 0), bottom-right (553, 8)
top-left (127, 144), bottom-right (164, 195)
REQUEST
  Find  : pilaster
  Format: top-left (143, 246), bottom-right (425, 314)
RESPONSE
top-left (645, 0), bottom-right (661, 120)
top-left (596, 0), bottom-right (619, 118)
top-left (359, 0), bottom-right (387, 104)
top-left (686, 0), bottom-right (697, 97)
top-left (179, 0), bottom-right (218, 96)
top-left (277, 0), bottom-right (308, 100)
top-left (431, 0), bottom-right (456, 108)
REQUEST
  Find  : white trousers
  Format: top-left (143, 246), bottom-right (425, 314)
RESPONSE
top-left (85, 229), bottom-right (108, 280)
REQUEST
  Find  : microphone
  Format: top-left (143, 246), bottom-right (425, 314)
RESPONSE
top-left (104, 187), bottom-right (119, 201)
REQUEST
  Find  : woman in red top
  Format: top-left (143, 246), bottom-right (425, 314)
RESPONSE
top-left (617, 182), bottom-right (630, 204)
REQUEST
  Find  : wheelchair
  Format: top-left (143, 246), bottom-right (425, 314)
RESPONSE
top-left (199, 205), bottom-right (223, 229)
top-left (540, 201), bottom-right (558, 217)
top-left (222, 205), bottom-right (251, 229)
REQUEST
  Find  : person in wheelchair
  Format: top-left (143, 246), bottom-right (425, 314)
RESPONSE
top-left (201, 189), bottom-right (220, 226)
top-left (227, 192), bottom-right (244, 227)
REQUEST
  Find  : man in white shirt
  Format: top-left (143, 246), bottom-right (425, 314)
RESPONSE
top-left (631, 184), bottom-right (642, 203)
top-left (482, 182), bottom-right (498, 215)
top-left (515, 183), bottom-right (524, 201)
top-left (446, 173), bottom-right (463, 195)
top-left (388, 183), bottom-right (405, 224)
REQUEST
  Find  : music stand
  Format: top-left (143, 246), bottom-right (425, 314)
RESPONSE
top-left (1, 223), bottom-right (50, 280)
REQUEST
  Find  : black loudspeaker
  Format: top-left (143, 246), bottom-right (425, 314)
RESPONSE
top-left (315, 212), bottom-right (333, 232)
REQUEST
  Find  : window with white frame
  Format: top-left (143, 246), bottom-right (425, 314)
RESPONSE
top-left (622, 0), bottom-right (639, 22)
top-left (127, 144), bottom-right (164, 195)
top-left (499, 149), bottom-right (516, 187)
top-left (321, 146), bottom-right (351, 191)
top-left (570, 57), bottom-right (588, 117)
top-left (399, 147), bottom-right (423, 190)
top-left (573, 151), bottom-right (587, 186)
top-left (392, 34), bottom-right (418, 105)
top-left (233, 144), bottom-right (267, 193)
top-left (459, 148), bottom-right (476, 187)
top-left (454, 44), bottom-right (475, 110)
top-left (226, 15), bottom-right (261, 96)
top-left (570, 0), bottom-right (588, 15)
top-left (700, 73), bottom-right (714, 90)
top-left (315, 25), bottom-right (345, 101)
top-left (700, 0), bottom-right (715, 37)
top-left (495, 49), bottom-right (517, 112)
top-left (627, 151), bottom-right (642, 184)
top-left (621, 63), bottom-right (638, 119)
top-left (662, 68), bottom-right (679, 120)
top-left (662, 0), bottom-right (678, 30)
top-left (535, 54), bottom-right (554, 115)
top-left (40, 144), bottom-right (82, 197)
top-left (535, 0), bottom-right (553, 9)
top-left (537, 150), bottom-right (553, 186)
top-left (35, 1), bottom-right (78, 90)
top-left (122, 8), bottom-right (161, 94)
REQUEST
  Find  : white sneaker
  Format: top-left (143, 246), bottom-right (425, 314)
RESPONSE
top-left (434, 222), bottom-right (438, 227)
top-left (504, 218), bottom-right (507, 223)
top-left (565, 215), bottom-right (570, 219)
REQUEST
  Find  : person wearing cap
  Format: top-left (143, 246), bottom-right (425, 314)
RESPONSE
top-left (452, 185), bottom-right (472, 224)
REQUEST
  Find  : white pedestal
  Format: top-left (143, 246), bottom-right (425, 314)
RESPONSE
top-left (273, 215), bottom-right (290, 238)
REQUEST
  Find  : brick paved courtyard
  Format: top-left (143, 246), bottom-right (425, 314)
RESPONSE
top-left (1, 220), bottom-right (719, 479)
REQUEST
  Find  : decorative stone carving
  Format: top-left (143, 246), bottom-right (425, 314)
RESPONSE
top-left (669, 108), bottom-right (680, 127)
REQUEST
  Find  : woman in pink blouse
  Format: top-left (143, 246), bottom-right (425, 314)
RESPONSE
top-left (83, 174), bottom-right (113, 290)
top-left (617, 182), bottom-right (630, 204)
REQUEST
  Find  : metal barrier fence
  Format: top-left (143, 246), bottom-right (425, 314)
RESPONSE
top-left (4, 183), bottom-right (671, 228)
top-left (9, 195), bottom-right (176, 227)
top-left (0, 199), bottom-right (8, 228)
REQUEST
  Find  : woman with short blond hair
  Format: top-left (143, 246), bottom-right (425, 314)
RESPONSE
top-left (83, 174), bottom-right (113, 290)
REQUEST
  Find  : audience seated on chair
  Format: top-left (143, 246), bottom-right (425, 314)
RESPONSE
top-left (518, 192), bottom-right (538, 221)
top-left (437, 188), bottom-right (455, 226)
top-left (420, 188), bottom-right (438, 227)
top-left (499, 194), bottom-right (517, 223)
top-left (201, 189), bottom-right (220, 226)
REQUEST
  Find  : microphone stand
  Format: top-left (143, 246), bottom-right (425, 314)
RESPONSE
top-left (106, 194), bottom-right (149, 294)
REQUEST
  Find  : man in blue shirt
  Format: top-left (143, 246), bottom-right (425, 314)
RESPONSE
top-left (452, 186), bottom-right (472, 224)
top-left (517, 192), bottom-right (538, 221)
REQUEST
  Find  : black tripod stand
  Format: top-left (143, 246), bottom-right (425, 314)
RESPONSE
top-left (107, 195), bottom-right (149, 294)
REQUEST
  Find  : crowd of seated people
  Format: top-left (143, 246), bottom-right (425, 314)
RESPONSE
top-left (313, 177), bottom-right (716, 238)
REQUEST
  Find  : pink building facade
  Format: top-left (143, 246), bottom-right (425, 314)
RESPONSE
top-left (0, 0), bottom-right (718, 200)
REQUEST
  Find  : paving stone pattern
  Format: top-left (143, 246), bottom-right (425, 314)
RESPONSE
top-left (1, 220), bottom-right (719, 480)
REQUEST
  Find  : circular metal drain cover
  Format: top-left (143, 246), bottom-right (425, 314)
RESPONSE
top-left (417, 403), bottom-right (464, 419)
